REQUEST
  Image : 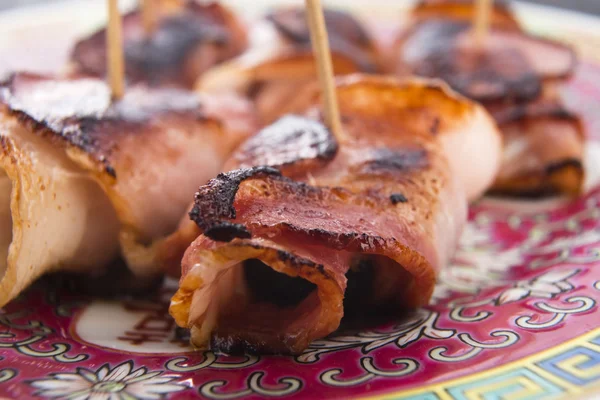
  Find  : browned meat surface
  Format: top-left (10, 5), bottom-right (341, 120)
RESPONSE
top-left (71, 1), bottom-right (247, 88)
top-left (393, 0), bottom-right (584, 197)
top-left (197, 7), bottom-right (385, 124)
top-left (168, 75), bottom-right (501, 354)
top-left (0, 72), bottom-right (257, 306)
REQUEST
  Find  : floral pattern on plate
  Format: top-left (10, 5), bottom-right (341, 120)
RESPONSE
top-left (30, 361), bottom-right (186, 400)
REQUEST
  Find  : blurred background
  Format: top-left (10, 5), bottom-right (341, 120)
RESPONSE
top-left (0, 0), bottom-right (596, 79)
top-left (0, 0), bottom-right (598, 14)
top-left (524, 1), bottom-right (599, 14)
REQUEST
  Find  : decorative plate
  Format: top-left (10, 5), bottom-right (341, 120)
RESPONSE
top-left (2, 1), bottom-right (600, 399)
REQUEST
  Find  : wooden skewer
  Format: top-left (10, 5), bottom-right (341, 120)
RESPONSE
top-left (141, 0), bottom-right (157, 35)
top-left (473, 0), bottom-right (493, 48)
top-left (107, 0), bottom-right (125, 100)
top-left (305, 0), bottom-right (346, 144)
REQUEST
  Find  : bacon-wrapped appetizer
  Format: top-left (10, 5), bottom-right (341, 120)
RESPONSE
top-left (393, 0), bottom-right (584, 197)
top-left (168, 75), bottom-right (501, 354)
top-left (0, 72), bottom-right (257, 307)
top-left (197, 7), bottom-right (385, 124)
top-left (487, 97), bottom-right (585, 196)
top-left (70, 1), bottom-right (247, 88)
top-left (407, 0), bottom-right (520, 30)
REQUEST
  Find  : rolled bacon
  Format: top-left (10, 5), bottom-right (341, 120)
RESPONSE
top-left (70, 1), bottom-right (247, 88)
top-left (488, 97), bottom-right (585, 197)
top-left (409, 0), bottom-right (520, 30)
top-left (169, 75), bottom-right (501, 354)
top-left (196, 7), bottom-right (385, 124)
top-left (0, 72), bottom-right (257, 307)
top-left (393, 0), bottom-right (584, 196)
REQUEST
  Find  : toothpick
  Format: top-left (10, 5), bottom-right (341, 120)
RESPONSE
top-left (141, 0), bottom-right (157, 35)
top-left (305, 0), bottom-right (346, 144)
top-left (473, 0), bottom-right (493, 48)
top-left (107, 0), bottom-right (125, 100)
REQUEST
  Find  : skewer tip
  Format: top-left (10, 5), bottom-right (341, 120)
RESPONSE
top-left (141, 0), bottom-right (157, 35)
top-left (107, 0), bottom-right (125, 100)
top-left (473, 0), bottom-right (493, 48)
top-left (305, 0), bottom-right (347, 144)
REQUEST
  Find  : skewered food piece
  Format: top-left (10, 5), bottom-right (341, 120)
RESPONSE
top-left (486, 95), bottom-right (584, 196)
top-left (197, 7), bottom-right (385, 123)
top-left (393, 0), bottom-right (584, 197)
top-left (168, 75), bottom-right (501, 354)
top-left (0, 72), bottom-right (257, 307)
top-left (71, 1), bottom-right (247, 88)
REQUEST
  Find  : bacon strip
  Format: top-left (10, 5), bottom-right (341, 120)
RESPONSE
top-left (197, 7), bottom-right (384, 124)
top-left (393, 0), bottom-right (584, 196)
top-left (488, 98), bottom-right (585, 197)
top-left (70, 1), bottom-right (247, 88)
top-left (0, 73), bottom-right (257, 307)
top-left (169, 75), bottom-right (501, 354)
top-left (394, 3), bottom-right (575, 102)
top-left (410, 0), bottom-right (520, 30)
